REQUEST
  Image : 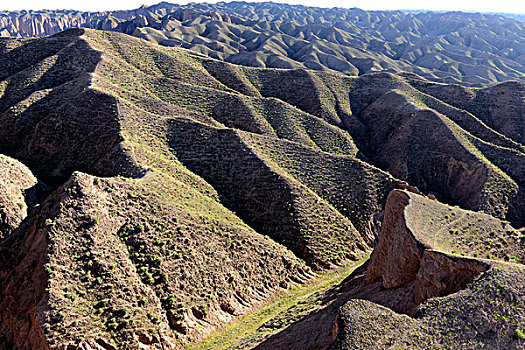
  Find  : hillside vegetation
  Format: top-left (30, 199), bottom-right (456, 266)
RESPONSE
top-left (0, 27), bottom-right (524, 350)
top-left (3, 2), bottom-right (525, 86)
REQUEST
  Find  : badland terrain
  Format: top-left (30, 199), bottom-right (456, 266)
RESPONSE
top-left (0, 2), bottom-right (525, 350)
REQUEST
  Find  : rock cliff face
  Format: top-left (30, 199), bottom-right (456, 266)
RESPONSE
top-left (361, 189), bottom-right (506, 315)
top-left (328, 190), bottom-right (525, 349)
top-left (0, 3), bottom-right (181, 38)
top-left (366, 189), bottom-right (524, 307)
top-left (0, 12), bottom-right (106, 37)
top-left (365, 194), bottom-right (490, 313)
top-left (366, 190), bottom-right (490, 306)
top-left (413, 251), bottom-right (488, 305)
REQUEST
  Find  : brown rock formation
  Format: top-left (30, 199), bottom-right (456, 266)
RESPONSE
top-left (413, 250), bottom-right (488, 305)
top-left (366, 189), bottom-right (490, 314)
top-left (365, 190), bottom-right (423, 289)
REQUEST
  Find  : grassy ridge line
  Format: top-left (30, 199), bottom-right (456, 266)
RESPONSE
top-left (239, 130), bottom-right (397, 236)
top-left (402, 190), bottom-right (524, 263)
top-left (0, 29), bottom-right (316, 346)
top-left (87, 30), bottom-right (359, 157)
top-left (167, 117), bottom-right (365, 266)
top-left (188, 257), bottom-right (368, 350)
top-left (408, 83), bottom-right (525, 155)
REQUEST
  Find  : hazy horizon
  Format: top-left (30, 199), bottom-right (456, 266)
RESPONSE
top-left (1, 0), bottom-right (524, 15)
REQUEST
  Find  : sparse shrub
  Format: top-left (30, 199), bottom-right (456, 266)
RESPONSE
top-left (107, 317), bottom-right (118, 330)
top-left (166, 294), bottom-right (177, 308)
top-left (516, 328), bottom-right (525, 340)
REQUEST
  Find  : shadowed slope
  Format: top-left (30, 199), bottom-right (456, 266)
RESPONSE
top-left (0, 29), bottom-right (144, 184)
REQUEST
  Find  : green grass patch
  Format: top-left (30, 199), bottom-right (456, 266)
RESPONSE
top-left (187, 256), bottom-right (368, 350)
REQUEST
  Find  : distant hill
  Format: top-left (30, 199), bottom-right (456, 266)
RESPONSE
top-left (2, 2), bottom-right (525, 86)
top-left (492, 12), bottom-right (525, 21)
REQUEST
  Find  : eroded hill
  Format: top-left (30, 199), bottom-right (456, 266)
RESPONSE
top-left (0, 28), bottom-right (524, 349)
top-left (3, 2), bottom-right (525, 86)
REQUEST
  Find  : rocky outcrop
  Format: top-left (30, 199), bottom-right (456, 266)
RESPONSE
top-left (365, 190), bottom-right (423, 289)
top-left (413, 250), bottom-right (488, 305)
top-left (0, 155), bottom-right (37, 238)
top-left (326, 190), bottom-right (524, 349)
top-left (331, 257), bottom-right (525, 350)
top-left (253, 187), bottom-right (519, 350)
top-left (0, 12), bottom-right (107, 37)
top-left (366, 190), bottom-right (492, 314)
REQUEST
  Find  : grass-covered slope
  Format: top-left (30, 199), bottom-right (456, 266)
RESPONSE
top-left (402, 190), bottom-right (524, 262)
top-left (107, 29), bottom-right (525, 227)
top-left (167, 118), bottom-right (365, 267)
top-left (0, 29), bottom-right (144, 184)
top-left (414, 80), bottom-right (525, 145)
top-left (1, 27), bottom-right (525, 350)
top-left (2, 30), bottom-right (523, 232)
top-left (0, 170), bottom-right (310, 349)
top-left (0, 29), bottom-right (387, 349)
top-left (332, 262), bottom-right (525, 350)
top-left (240, 132), bottom-right (398, 238)
top-left (83, 30), bottom-right (376, 266)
